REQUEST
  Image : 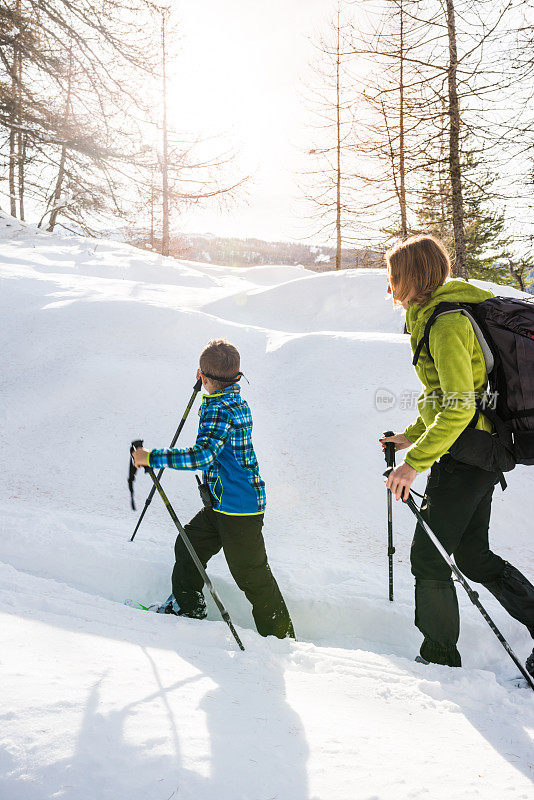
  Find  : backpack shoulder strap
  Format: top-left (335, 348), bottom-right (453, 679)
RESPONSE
top-left (412, 301), bottom-right (495, 376)
top-left (412, 302), bottom-right (462, 366)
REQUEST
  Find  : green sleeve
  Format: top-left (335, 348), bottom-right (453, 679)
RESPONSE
top-left (404, 314), bottom-right (476, 473)
top-left (403, 412), bottom-right (426, 443)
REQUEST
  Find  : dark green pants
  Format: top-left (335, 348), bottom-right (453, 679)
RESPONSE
top-left (172, 507), bottom-right (293, 639)
top-left (411, 456), bottom-right (534, 666)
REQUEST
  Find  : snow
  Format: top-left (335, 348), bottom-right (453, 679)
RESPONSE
top-left (0, 211), bottom-right (533, 799)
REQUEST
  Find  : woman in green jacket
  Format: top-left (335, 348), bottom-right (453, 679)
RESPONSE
top-left (381, 234), bottom-right (534, 671)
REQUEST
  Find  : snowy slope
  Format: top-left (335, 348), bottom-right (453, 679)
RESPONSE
top-left (1, 213), bottom-right (533, 799)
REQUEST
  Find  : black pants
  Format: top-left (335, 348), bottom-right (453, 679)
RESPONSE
top-left (172, 508), bottom-right (293, 639)
top-left (411, 456), bottom-right (534, 666)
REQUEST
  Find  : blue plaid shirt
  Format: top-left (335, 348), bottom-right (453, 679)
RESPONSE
top-left (149, 384), bottom-right (266, 515)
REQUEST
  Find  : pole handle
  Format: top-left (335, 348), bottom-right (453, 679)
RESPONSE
top-left (383, 430), bottom-right (396, 469)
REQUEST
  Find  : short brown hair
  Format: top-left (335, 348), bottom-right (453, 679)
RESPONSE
top-left (386, 234), bottom-right (451, 307)
top-left (199, 339), bottom-right (241, 389)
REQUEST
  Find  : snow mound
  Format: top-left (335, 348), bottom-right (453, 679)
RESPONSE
top-left (204, 268), bottom-right (405, 333)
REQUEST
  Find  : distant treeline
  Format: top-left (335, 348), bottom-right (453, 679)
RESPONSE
top-left (127, 232), bottom-right (383, 270)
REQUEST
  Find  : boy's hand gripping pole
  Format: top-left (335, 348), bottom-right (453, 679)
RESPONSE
top-left (383, 431), bottom-right (396, 602)
top-left (129, 441), bottom-right (245, 652)
top-left (129, 379), bottom-right (202, 542)
top-left (382, 466), bottom-right (534, 692)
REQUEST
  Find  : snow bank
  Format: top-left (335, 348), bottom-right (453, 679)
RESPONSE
top-left (1, 213), bottom-right (533, 799)
top-left (203, 268), bottom-right (405, 333)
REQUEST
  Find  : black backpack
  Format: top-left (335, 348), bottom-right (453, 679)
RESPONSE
top-left (413, 295), bottom-right (534, 470)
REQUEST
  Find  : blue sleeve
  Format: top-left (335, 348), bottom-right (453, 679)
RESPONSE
top-left (149, 405), bottom-right (232, 471)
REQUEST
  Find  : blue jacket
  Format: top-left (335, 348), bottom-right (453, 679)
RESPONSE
top-left (149, 384), bottom-right (266, 515)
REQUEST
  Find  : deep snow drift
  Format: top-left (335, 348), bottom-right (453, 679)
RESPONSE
top-left (0, 213), bottom-right (533, 799)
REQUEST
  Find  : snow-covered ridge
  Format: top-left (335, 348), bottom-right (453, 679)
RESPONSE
top-left (1, 213), bottom-right (533, 799)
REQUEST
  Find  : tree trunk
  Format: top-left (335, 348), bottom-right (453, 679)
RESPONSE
top-left (446, 0), bottom-right (468, 278)
top-left (9, 0), bottom-right (20, 218)
top-left (17, 37), bottom-right (25, 221)
top-left (150, 165), bottom-right (155, 250)
top-left (512, 266), bottom-right (525, 292)
top-left (438, 106), bottom-right (447, 226)
top-left (335, 5), bottom-right (342, 270)
top-left (17, 133), bottom-right (25, 221)
top-left (398, 0), bottom-right (407, 238)
top-left (48, 46), bottom-right (73, 232)
top-left (161, 10), bottom-right (170, 258)
top-left (48, 146), bottom-right (68, 232)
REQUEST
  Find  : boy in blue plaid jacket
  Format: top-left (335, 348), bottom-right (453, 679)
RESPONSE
top-left (133, 339), bottom-right (294, 639)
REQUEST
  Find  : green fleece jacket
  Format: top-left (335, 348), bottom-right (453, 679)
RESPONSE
top-left (403, 278), bottom-right (494, 473)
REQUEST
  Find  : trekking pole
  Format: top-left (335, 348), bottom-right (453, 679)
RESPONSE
top-left (384, 467), bottom-right (534, 691)
top-left (383, 431), bottom-right (396, 602)
top-left (129, 378), bottom-right (202, 542)
top-left (130, 441), bottom-right (245, 651)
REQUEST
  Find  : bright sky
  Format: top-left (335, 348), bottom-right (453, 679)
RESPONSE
top-left (158, 1), bottom-right (532, 251)
top-left (170, 0), bottom-right (335, 242)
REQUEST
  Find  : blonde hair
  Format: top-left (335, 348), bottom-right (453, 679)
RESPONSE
top-left (199, 339), bottom-right (241, 389)
top-left (386, 234), bottom-right (451, 307)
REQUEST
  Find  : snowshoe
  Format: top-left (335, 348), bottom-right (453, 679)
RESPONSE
top-left (124, 594), bottom-right (174, 614)
top-left (168, 591), bottom-right (207, 620)
top-left (124, 592), bottom-right (207, 620)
